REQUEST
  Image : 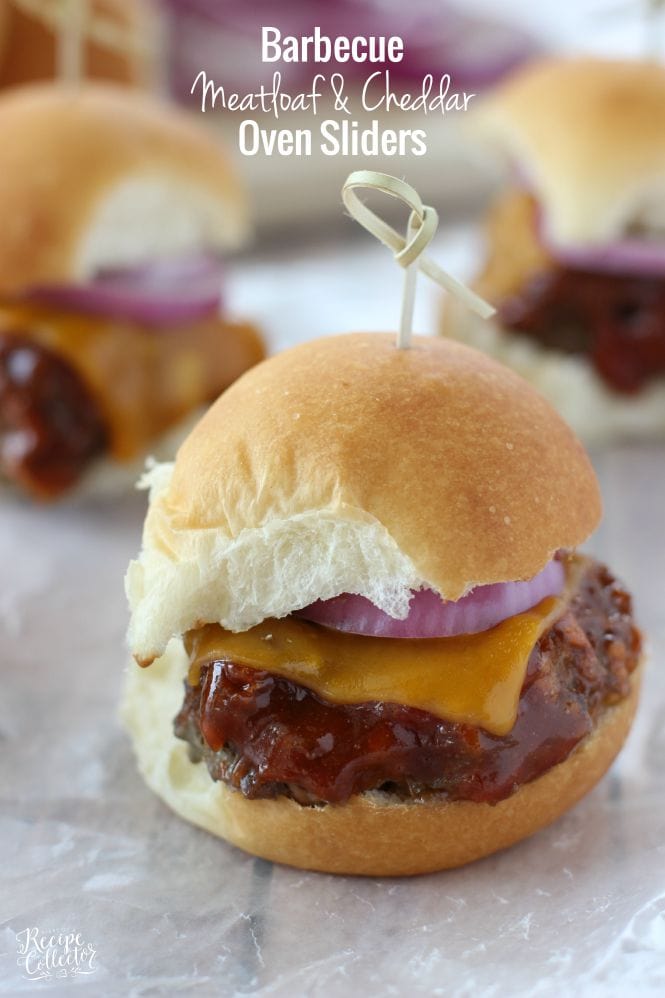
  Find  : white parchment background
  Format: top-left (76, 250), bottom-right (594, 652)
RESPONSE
top-left (0, 224), bottom-right (664, 996)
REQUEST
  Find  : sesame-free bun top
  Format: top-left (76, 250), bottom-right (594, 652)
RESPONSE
top-left (0, 0), bottom-right (144, 89)
top-left (476, 57), bottom-right (665, 244)
top-left (126, 333), bottom-right (601, 664)
top-left (0, 83), bottom-right (248, 294)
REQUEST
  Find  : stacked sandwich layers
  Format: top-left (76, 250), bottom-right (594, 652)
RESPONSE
top-left (124, 334), bottom-right (641, 875)
top-left (443, 58), bottom-right (665, 441)
top-left (0, 84), bottom-right (264, 499)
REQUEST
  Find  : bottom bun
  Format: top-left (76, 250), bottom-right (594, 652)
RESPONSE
top-left (122, 638), bottom-right (642, 877)
top-left (442, 298), bottom-right (665, 444)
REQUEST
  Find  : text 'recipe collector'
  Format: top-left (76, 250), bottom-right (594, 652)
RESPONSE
top-left (191, 27), bottom-right (476, 157)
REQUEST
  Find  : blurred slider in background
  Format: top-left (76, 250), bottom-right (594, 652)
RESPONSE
top-left (0, 1), bottom-right (264, 501)
top-left (442, 57), bottom-right (665, 443)
top-left (0, 0), bottom-right (154, 87)
top-left (157, 0), bottom-right (544, 232)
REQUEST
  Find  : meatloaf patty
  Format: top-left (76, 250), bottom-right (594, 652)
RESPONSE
top-left (0, 333), bottom-right (107, 498)
top-left (174, 558), bottom-right (641, 806)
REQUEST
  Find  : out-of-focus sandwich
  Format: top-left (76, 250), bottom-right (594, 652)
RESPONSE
top-left (443, 58), bottom-right (665, 441)
top-left (0, 83), bottom-right (264, 499)
top-left (0, 0), bottom-right (150, 89)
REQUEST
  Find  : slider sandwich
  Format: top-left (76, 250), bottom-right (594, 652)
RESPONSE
top-left (0, 84), bottom-right (264, 499)
top-left (0, 0), bottom-right (146, 89)
top-left (124, 332), bottom-right (642, 876)
top-left (443, 58), bottom-right (665, 441)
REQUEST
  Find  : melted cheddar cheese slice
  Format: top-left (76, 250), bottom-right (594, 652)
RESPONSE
top-left (187, 594), bottom-right (565, 736)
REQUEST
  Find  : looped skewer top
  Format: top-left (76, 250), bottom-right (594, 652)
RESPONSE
top-left (342, 170), bottom-right (495, 349)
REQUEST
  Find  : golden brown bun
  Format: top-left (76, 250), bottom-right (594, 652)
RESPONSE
top-left (476, 58), bottom-right (665, 244)
top-left (0, 82), bottom-right (248, 293)
top-left (0, 1), bottom-right (144, 89)
top-left (126, 333), bottom-right (601, 664)
top-left (122, 640), bottom-right (642, 876)
top-left (0, 5), bottom-right (9, 72)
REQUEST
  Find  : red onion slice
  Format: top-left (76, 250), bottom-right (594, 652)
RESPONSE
top-left (546, 237), bottom-right (665, 277)
top-left (537, 207), bottom-right (665, 277)
top-left (27, 253), bottom-right (224, 327)
top-left (296, 559), bottom-right (565, 639)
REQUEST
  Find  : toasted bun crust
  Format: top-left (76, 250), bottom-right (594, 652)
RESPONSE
top-left (442, 300), bottom-right (665, 443)
top-left (476, 58), bottom-right (665, 244)
top-left (0, 83), bottom-right (247, 293)
top-left (0, 1), bottom-right (143, 89)
top-left (122, 640), bottom-right (642, 876)
top-left (126, 333), bottom-right (601, 663)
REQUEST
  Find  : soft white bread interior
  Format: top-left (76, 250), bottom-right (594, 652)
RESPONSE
top-left (126, 333), bottom-right (601, 664)
top-left (475, 57), bottom-right (665, 244)
top-left (442, 298), bottom-right (665, 443)
top-left (121, 638), bottom-right (642, 876)
top-left (0, 82), bottom-right (248, 293)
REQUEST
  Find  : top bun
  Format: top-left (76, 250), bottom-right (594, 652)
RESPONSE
top-left (126, 333), bottom-right (601, 664)
top-left (0, 83), bottom-right (248, 294)
top-left (0, 0), bottom-right (144, 89)
top-left (475, 57), bottom-right (665, 244)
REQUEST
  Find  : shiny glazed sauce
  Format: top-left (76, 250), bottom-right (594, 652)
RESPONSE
top-left (175, 562), bottom-right (641, 806)
top-left (483, 193), bottom-right (665, 394)
top-left (0, 303), bottom-right (264, 497)
top-left (498, 267), bottom-right (665, 394)
top-left (0, 333), bottom-right (107, 498)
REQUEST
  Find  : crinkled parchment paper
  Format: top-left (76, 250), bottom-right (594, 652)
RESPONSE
top-left (1, 234), bottom-right (664, 996)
